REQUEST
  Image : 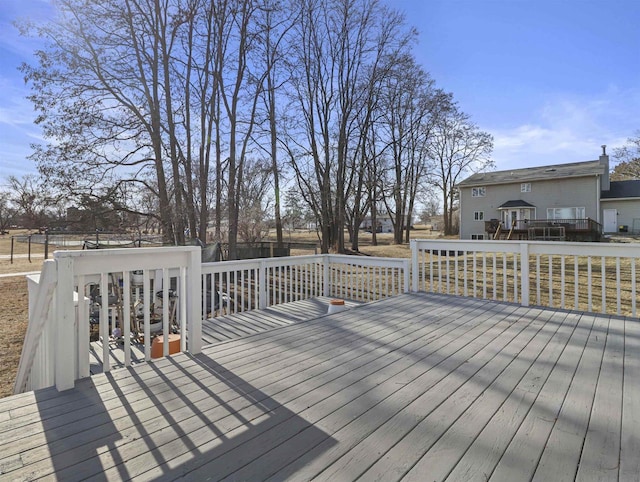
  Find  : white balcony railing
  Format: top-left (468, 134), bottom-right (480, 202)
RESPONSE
top-left (412, 239), bottom-right (640, 317)
top-left (23, 238), bottom-right (640, 395)
top-left (16, 249), bottom-right (409, 394)
top-left (202, 254), bottom-right (410, 317)
top-left (15, 246), bottom-right (203, 393)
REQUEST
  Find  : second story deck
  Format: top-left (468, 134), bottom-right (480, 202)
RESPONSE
top-left (485, 218), bottom-right (602, 241)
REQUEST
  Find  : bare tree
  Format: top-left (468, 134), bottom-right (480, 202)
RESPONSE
top-left (611, 131), bottom-right (640, 180)
top-left (237, 159), bottom-right (273, 243)
top-left (0, 190), bottom-right (17, 233)
top-left (21, 0), bottom-right (198, 243)
top-left (252, 1), bottom-right (298, 247)
top-left (428, 107), bottom-right (494, 235)
top-left (287, 0), bottom-right (413, 253)
top-left (376, 56), bottom-right (450, 244)
top-left (7, 175), bottom-right (57, 229)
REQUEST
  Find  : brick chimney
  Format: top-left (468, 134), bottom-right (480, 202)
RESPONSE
top-left (600, 145), bottom-right (610, 191)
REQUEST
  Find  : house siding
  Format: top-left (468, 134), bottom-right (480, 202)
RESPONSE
top-left (459, 176), bottom-right (599, 239)
top-left (600, 199), bottom-right (640, 233)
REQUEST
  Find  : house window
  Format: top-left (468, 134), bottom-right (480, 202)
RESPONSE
top-left (521, 183), bottom-right (531, 192)
top-left (471, 187), bottom-right (486, 197)
top-left (474, 211), bottom-right (484, 221)
top-left (546, 207), bottom-right (586, 220)
top-left (471, 234), bottom-right (485, 240)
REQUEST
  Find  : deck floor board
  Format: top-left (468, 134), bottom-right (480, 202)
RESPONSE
top-left (0, 293), bottom-right (635, 481)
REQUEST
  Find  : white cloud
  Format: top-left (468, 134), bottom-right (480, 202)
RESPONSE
top-left (489, 86), bottom-right (640, 170)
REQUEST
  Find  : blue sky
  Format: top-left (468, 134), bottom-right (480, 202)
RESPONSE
top-left (394, 0), bottom-right (639, 169)
top-left (0, 0), bottom-right (638, 179)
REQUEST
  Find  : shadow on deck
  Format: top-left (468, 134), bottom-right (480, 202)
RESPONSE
top-left (89, 297), bottom-right (363, 375)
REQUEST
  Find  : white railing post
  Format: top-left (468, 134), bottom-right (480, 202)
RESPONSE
top-left (520, 242), bottom-right (530, 306)
top-left (54, 254), bottom-right (75, 391)
top-left (187, 247), bottom-right (202, 354)
top-left (410, 240), bottom-right (419, 292)
top-left (323, 255), bottom-right (330, 297)
top-left (403, 259), bottom-right (410, 293)
top-left (259, 259), bottom-right (267, 309)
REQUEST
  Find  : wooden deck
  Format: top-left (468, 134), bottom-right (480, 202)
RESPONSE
top-left (89, 297), bottom-right (361, 374)
top-left (1, 292), bottom-right (638, 481)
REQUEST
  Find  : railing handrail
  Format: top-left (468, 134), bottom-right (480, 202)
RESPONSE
top-left (413, 238), bottom-right (640, 256)
top-left (14, 260), bottom-right (58, 394)
top-left (202, 253), bottom-right (409, 271)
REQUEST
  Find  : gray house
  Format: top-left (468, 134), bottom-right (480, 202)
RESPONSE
top-left (601, 179), bottom-right (640, 233)
top-left (457, 147), bottom-right (640, 240)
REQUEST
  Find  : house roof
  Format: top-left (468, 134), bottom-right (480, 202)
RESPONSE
top-left (457, 160), bottom-right (604, 187)
top-left (601, 180), bottom-right (640, 199)
top-left (497, 200), bottom-right (536, 209)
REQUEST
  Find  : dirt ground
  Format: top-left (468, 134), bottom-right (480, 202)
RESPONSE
top-left (0, 227), bottom-right (441, 398)
top-left (0, 232), bottom-right (73, 398)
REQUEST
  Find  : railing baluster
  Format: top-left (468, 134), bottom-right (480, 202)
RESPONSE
top-left (536, 255), bottom-right (541, 305)
top-left (632, 259), bottom-right (637, 317)
top-left (464, 252), bottom-right (468, 297)
top-left (472, 252), bottom-right (477, 298)
top-left (560, 256), bottom-right (565, 309)
top-left (454, 254), bottom-right (459, 296)
top-left (548, 255), bottom-right (553, 307)
top-left (100, 272), bottom-right (110, 372)
top-left (601, 256), bottom-right (606, 313)
top-left (574, 256), bottom-right (579, 310)
top-left (482, 253), bottom-right (487, 299)
top-left (179, 266), bottom-right (187, 351)
top-left (492, 253), bottom-right (497, 300)
top-left (513, 254), bottom-right (518, 303)
top-left (616, 257), bottom-right (621, 315)
top-left (587, 257), bottom-right (592, 312)
top-left (77, 274), bottom-right (89, 379)
top-left (446, 255), bottom-right (450, 295)
top-left (162, 269), bottom-right (169, 356)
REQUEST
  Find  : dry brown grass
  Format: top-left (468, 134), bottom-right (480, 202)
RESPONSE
top-left (0, 231), bottom-right (85, 398)
top-left (0, 277), bottom-right (29, 398)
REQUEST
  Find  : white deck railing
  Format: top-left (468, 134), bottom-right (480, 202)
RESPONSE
top-left (412, 239), bottom-right (640, 317)
top-left (15, 246), bottom-right (202, 393)
top-left (202, 254), bottom-right (410, 316)
top-left (16, 249), bottom-right (409, 394)
top-left (21, 239), bottom-right (640, 394)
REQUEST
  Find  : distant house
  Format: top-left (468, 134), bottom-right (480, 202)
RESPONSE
top-left (456, 147), bottom-right (640, 240)
top-left (360, 213), bottom-right (411, 233)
